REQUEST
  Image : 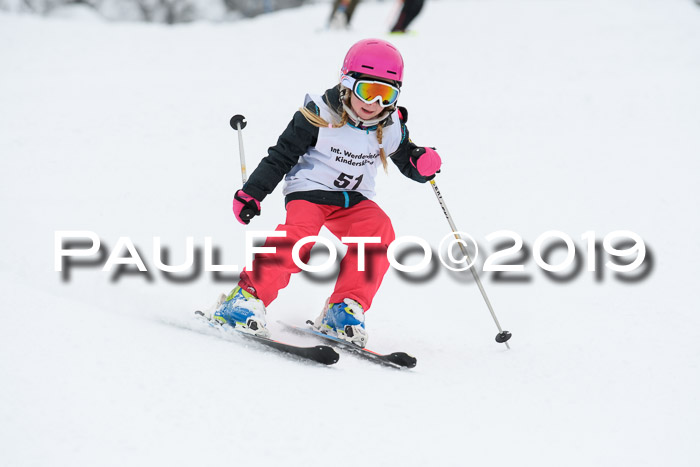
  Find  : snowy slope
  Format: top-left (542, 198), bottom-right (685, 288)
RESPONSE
top-left (1, 1), bottom-right (700, 466)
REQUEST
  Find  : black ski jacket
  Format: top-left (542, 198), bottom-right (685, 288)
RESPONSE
top-left (241, 85), bottom-right (432, 208)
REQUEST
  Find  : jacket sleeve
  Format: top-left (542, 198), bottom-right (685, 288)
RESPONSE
top-left (241, 102), bottom-right (320, 202)
top-left (388, 107), bottom-right (435, 183)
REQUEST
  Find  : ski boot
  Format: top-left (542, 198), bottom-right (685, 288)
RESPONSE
top-left (313, 298), bottom-right (368, 348)
top-left (214, 285), bottom-right (269, 337)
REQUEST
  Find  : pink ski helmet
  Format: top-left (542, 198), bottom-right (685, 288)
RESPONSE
top-left (341, 39), bottom-right (404, 86)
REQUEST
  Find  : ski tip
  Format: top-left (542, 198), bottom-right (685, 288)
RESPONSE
top-left (315, 346), bottom-right (340, 365)
top-left (387, 352), bottom-right (417, 369)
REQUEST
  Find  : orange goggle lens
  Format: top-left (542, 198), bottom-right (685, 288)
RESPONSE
top-left (353, 80), bottom-right (400, 107)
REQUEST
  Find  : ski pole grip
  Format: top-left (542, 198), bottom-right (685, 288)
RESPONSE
top-left (239, 207), bottom-right (255, 223)
top-left (230, 114), bottom-right (247, 130)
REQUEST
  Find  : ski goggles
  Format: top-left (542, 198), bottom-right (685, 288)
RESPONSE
top-left (341, 75), bottom-right (400, 107)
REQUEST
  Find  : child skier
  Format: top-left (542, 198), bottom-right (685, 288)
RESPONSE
top-left (214, 38), bottom-right (442, 347)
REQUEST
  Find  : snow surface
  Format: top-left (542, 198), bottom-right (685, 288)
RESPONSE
top-left (2, 0), bottom-right (700, 465)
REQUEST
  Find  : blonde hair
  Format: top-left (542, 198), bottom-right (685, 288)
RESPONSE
top-left (299, 102), bottom-right (389, 173)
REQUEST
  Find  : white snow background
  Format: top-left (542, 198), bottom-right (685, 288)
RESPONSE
top-left (1, 0), bottom-right (700, 465)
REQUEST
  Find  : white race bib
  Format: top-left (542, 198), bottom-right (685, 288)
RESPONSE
top-left (283, 94), bottom-right (402, 199)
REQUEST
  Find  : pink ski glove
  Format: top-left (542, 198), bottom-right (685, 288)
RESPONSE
top-left (233, 189), bottom-right (261, 225)
top-left (411, 147), bottom-right (442, 177)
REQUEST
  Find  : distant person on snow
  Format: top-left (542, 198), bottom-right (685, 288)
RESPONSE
top-left (328, 0), bottom-right (361, 28)
top-left (213, 39), bottom-right (442, 348)
top-left (391, 0), bottom-right (425, 33)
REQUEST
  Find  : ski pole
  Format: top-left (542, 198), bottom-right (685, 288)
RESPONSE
top-left (429, 178), bottom-right (513, 349)
top-left (229, 114), bottom-right (257, 223)
top-left (229, 114), bottom-right (248, 183)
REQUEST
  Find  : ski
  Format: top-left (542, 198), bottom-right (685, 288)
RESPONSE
top-left (194, 311), bottom-right (339, 365)
top-left (278, 320), bottom-right (417, 369)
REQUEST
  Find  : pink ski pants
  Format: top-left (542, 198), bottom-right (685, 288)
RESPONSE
top-left (239, 199), bottom-right (395, 311)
